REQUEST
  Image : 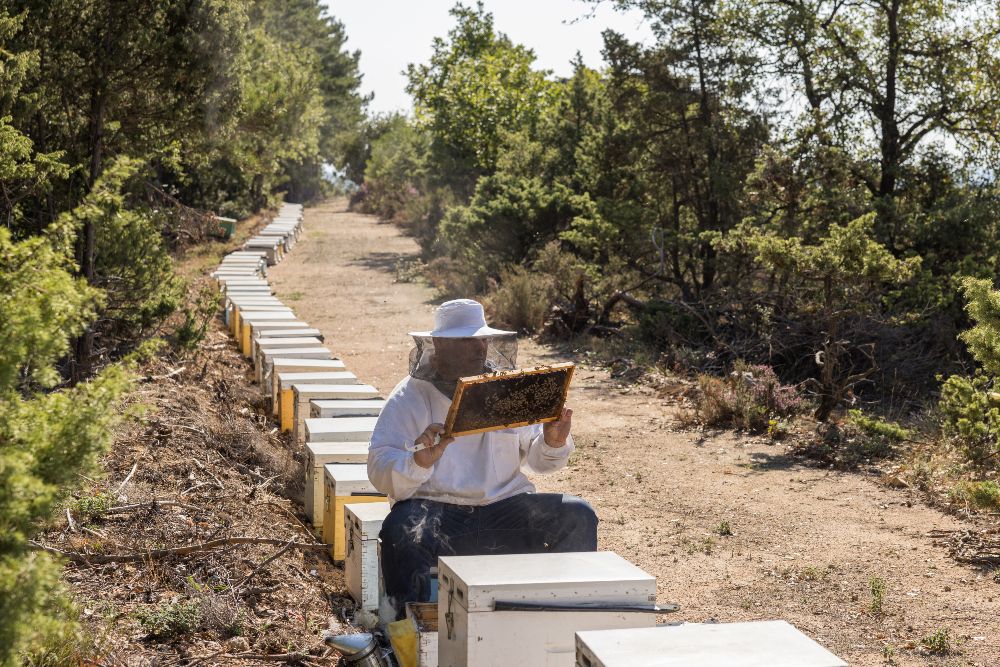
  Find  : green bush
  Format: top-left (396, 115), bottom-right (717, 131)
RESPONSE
top-left (939, 372), bottom-right (1000, 467)
top-left (135, 603), bottom-right (202, 640)
top-left (0, 216), bottom-right (133, 664)
top-left (949, 480), bottom-right (1000, 509)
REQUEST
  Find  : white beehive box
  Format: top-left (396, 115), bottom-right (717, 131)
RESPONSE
top-left (574, 621), bottom-right (847, 667)
top-left (304, 416), bottom-right (378, 443)
top-left (311, 399), bottom-right (386, 418)
top-left (269, 358), bottom-right (347, 403)
top-left (275, 371), bottom-right (358, 420)
top-left (345, 501), bottom-right (391, 611)
top-left (293, 387), bottom-right (379, 442)
top-left (257, 346), bottom-right (332, 384)
top-left (304, 441), bottom-right (371, 525)
top-left (253, 336), bottom-right (323, 366)
top-left (406, 602), bottom-right (439, 667)
top-left (322, 464), bottom-right (385, 561)
top-left (438, 552), bottom-right (657, 667)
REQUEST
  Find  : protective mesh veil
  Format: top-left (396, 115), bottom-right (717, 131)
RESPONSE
top-left (409, 334), bottom-right (518, 398)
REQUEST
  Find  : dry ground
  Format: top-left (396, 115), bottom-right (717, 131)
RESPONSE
top-left (37, 213), bottom-right (350, 666)
top-left (264, 199), bottom-right (1000, 667)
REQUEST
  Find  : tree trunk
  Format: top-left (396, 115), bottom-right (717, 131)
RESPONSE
top-left (876, 0), bottom-right (902, 249)
top-left (72, 84), bottom-right (107, 383)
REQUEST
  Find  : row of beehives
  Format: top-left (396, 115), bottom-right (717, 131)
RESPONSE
top-left (212, 205), bottom-right (848, 667)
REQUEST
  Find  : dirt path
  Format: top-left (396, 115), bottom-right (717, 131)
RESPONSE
top-left (268, 199), bottom-right (999, 666)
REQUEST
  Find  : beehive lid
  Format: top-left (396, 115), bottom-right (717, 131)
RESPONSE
top-left (250, 322), bottom-right (310, 334)
top-left (279, 372), bottom-right (357, 388)
top-left (256, 337), bottom-right (324, 348)
top-left (306, 440), bottom-right (369, 464)
top-left (324, 463), bottom-right (379, 495)
top-left (345, 501), bottom-right (390, 538)
top-left (438, 551), bottom-right (655, 612)
top-left (271, 358), bottom-right (345, 370)
top-left (305, 416), bottom-right (378, 442)
top-left (261, 347), bottom-right (332, 360)
top-left (293, 384), bottom-right (378, 399)
top-left (228, 296), bottom-right (283, 303)
top-left (234, 305), bottom-right (291, 313)
top-left (254, 329), bottom-right (322, 339)
top-left (574, 621), bottom-right (847, 667)
top-left (311, 399), bottom-right (386, 417)
top-left (240, 310), bottom-right (295, 325)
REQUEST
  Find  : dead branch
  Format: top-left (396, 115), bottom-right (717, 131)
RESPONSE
top-left (114, 462), bottom-right (138, 497)
top-left (29, 536), bottom-right (328, 565)
top-left (142, 366), bottom-right (186, 382)
top-left (232, 539), bottom-right (296, 591)
top-left (104, 499), bottom-right (203, 514)
top-left (220, 651), bottom-right (311, 662)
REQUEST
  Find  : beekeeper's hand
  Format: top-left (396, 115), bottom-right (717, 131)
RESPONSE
top-left (413, 423), bottom-right (454, 468)
top-left (543, 407), bottom-right (573, 447)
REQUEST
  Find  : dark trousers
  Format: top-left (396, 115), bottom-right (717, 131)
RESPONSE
top-left (379, 493), bottom-right (598, 619)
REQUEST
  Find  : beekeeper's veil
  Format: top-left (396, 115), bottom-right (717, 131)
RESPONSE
top-left (409, 299), bottom-right (517, 398)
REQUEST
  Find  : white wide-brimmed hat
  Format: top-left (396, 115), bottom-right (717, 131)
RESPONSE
top-left (409, 299), bottom-right (515, 338)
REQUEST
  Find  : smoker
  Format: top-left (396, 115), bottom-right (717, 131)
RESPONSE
top-left (437, 551), bottom-right (663, 667)
top-left (325, 632), bottom-right (397, 667)
top-left (574, 621), bottom-right (848, 667)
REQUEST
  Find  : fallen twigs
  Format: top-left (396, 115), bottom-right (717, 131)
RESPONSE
top-left (30, 536), bottom-right (327, 564)
top-left (928, 528), bottom-right (1000, 567)
top-left (103, 498), bottom-right (203, 514)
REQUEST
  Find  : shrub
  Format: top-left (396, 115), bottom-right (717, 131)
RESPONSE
top-left (135, 602), bottom-right (201, 640)
top-left (485, 265), bottom-right (553, 333)
top-left (0, 215), bottom-right (133, 663)
top-left (869, 576), bottom-right (886, 615)
top-left (949, 480), bottom-right (1000, 509)
top-left (694, 361), bottom-right (804, 432)
top-left (938, 372), bottom-right (1000, 467)
top-left (920, 628), bottom-right (951, 654)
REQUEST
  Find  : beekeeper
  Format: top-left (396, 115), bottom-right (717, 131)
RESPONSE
top-left (368, 298), bottom-right (598, 618)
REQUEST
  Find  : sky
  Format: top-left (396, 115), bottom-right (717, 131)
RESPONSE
top-left (322, 0), bottom-right (654, 116)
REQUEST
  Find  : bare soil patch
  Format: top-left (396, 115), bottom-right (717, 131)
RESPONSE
top-left (265, 199), bottom-right (1000, 667)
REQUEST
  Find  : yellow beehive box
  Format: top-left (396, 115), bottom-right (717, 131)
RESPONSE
top-left (276, 372), bottom-right (359, 425)
top-left (236, 310), bottom-right (296, 346)
top-left (304, 441), bottom-right (371, 525)
top-left (322, 464), bottom-right (385, 561)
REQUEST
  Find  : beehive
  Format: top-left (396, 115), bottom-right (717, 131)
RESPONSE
top-left (256, 346), bottom-right (332, 385)
top-left (310, 399), bottom-right (386, 418)
top-left (345, 501), bottom-right (391, 612)
top-left (437, 552), bottom-right (657, 667)
top-left (276, 372), bottom-right (359, 425)
top-left (304, 441), bottom-right (371, 524)
top-left (406, 602), bottom-right (439, 667)
top-left (292, 386), bottom-right (379, 442)
top-left (269, 358), bottom-right (347, 403)
top-left (322, 464), bottom-right (385, 561)
top-left (237, 311), bottom-right (297, 349)
top-left (303, 416), bottom-right (378, 443)
top-left (574, 621), bottom-right (847, 667)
